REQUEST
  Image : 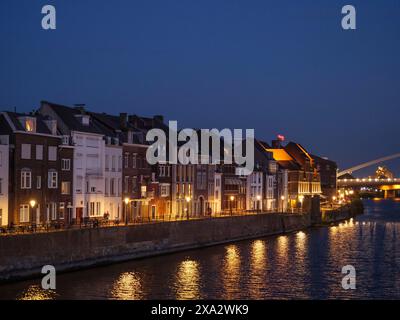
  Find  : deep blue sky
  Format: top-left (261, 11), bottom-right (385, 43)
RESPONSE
top-left (1, 0), bottom-right (399, 175)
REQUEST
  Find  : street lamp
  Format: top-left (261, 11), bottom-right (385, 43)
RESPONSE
top-left (124, 197), bottom-right (130, 225)
top-left (230, 195), bottom-right (235, 216)
top-left (30, 200), bottom-right (36, 225)
top-left (298, 195), bottom-right (304, 213)
top-left (185, 196), bottom-right (191, 220)
top-left (281, 195), bottom-right (285, 213)
top-left (256, 195), bottom-right (261, 213)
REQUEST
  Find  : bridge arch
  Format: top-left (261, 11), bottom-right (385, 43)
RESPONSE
top-left (338, 153), bottom-right (400, 177)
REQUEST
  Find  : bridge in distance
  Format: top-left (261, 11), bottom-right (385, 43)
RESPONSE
top-left (337, 153), bottom-right (400, 198)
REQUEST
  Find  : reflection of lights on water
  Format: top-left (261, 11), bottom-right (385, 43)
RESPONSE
top-left (296, 231), bottom-right (306, 239)
top-left (226, 245), bottom-right (240, 269)
top-left (295, 231), bottom-right (306, 253)
top-left (175, 260), bottom-right (200, 300)
top-left (222, 245), bottom-right (241, 299)
top-left (18, 285), bottom-right (56, 300)
top-left (277, 235), bottom-right (288, 257)
top-left (111, 272), bottom-right (143, 300)
top-left (249, 240), bottom-right (266, 299)
top-left (251, 240), bottom-right (265, 267)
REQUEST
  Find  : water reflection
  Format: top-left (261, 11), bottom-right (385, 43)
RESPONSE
top-left (2, 199), bottom-right (400, 300)
top-left (174, 260), bottom-right (201, 300)
top-left (18, 285), bottom-right (56, 300)
top-left (295, 231), bottom-right (306, 254)
top-left (276, 235), bottom-right (288, 260)
top-left (249, 240), bottom-right (266, 299)
top-left (222, 245), bottom-right (241, 299)
top-left (111, 272), bottom-right (143, 300)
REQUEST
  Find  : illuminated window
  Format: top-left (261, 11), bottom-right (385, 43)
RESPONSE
top-left (61, 181), bottom-right (71, 195)
top-left (19, 205), bottom-right (30, 223)
top-left (141, 185), bottom-right (147, 197)
top-left (25, 118), bottom-right (36, 132)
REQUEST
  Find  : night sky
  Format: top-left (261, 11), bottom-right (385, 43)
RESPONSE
top-left (1, 0), bottom-right (399, 175)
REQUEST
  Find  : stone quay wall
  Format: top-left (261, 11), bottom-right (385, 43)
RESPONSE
top-left (0, 213), bottom-right (310, 281)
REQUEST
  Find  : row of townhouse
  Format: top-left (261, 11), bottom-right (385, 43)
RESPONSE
top-left (0, 101), bottom-right (337, 227)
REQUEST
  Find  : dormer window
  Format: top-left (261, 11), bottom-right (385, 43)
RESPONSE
top-left (82, 116), bottom-right (90, 125)
top-left (19, 117), bottom-right (37, 133)
top-left (74, 114), bottom-right (90, 126)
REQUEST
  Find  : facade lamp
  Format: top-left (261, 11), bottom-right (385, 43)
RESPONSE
top-left (30, 200), bottom-right (36, 208)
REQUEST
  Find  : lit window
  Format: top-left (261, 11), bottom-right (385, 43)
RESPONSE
top-left (19, 205), bottom-right (30, 223)
top-left (25, 119), bottom-right (36, 132)
top-left (61, 181), bottom-right (71, 195)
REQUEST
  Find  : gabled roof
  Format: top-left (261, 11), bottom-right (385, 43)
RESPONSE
top-left (90, 112), bottom-right (147, 145)
top-left (40, 101), bottom-right (106, 135)
top-left (257, 140), bottom-right (301, 170)
top-left (1, 111), bottom-right (53, 135)
top-left (311, 154), bottom-right (337, 167)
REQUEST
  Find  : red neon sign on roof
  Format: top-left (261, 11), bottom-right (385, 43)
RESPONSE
top-left (277, 134), bottom-right (285, 142)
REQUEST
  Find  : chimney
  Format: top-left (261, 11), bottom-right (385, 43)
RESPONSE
top-left (74, 104), bottom-right (86, 114)
top-left (153, 115), bottom-right (164, 124)
top-left (128, 115), bottom-right (139, 128)
top-left (271, 140), bottom-right (281, 148)
top-left (120, 113), bottom-right (128, 129)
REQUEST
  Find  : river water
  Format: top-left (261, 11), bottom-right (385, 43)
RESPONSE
top-left (0, 199), bottom-right (399, 300)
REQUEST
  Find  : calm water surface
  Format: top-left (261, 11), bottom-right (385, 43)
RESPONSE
top-left (1, 199), bottom-right (399, 300)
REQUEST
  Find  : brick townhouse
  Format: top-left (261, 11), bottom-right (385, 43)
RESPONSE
top-left (0, 111), bottom-right (73, 225)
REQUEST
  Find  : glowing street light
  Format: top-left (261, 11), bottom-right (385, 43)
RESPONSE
top-left (29, 200), bottom-right (36, 226)
top-left (230, 196), bottom-right (235, 216)
top-left (256, 195), bottom-right (261, 213)
top-left (185, 196), bottom-right (191, 220)
top-left (280, 195), bottom-right (285, 213)
top-left (298, 195), bottom-right (304, 212)
top-left (124, 198), bottom-right (130, 225)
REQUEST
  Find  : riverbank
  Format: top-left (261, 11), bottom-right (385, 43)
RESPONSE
top-left (0, 212), bottom-right (311, 282)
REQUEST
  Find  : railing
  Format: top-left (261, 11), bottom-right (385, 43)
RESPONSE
top-left (0, 210), bottom-right (305, 237)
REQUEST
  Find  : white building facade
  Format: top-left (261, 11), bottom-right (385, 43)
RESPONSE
top-left (71, 129), bottom-right (106, 221)
top-left (246, 170), bottom-right (263, 211)
top-left (104, 142), bottom-right (122, 220)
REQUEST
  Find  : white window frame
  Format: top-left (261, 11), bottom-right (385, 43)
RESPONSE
top-left (61, 159), bottom-right (71, 171)
top-left (21, 170), bottom-right (32, 189)
top-left (19, 204), bottom-right (30, 223)
top-left (48, 171), bottom-right (58, 189)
